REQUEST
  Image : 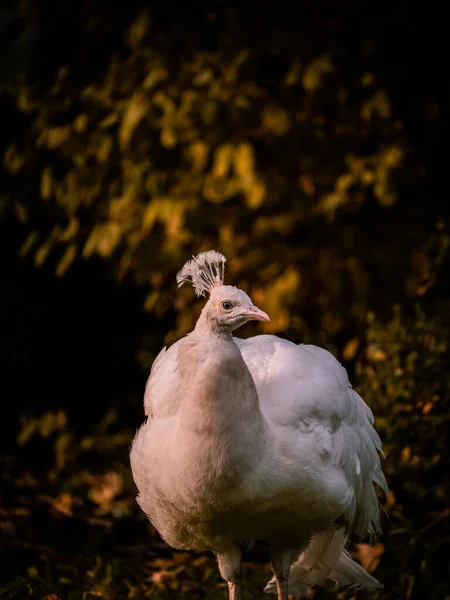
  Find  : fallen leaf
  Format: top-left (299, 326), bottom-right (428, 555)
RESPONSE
top-left (354, 543), bottom-right (384, 573)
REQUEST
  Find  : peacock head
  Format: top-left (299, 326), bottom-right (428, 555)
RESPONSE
top-left (176, 251), bottom-right (270, 333)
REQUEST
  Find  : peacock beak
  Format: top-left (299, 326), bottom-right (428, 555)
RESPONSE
top-left (244, 306), bottom-right (270, 322)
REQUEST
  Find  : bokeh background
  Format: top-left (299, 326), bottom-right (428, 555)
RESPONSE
top-left (1, 2), bottom-right (449, 599)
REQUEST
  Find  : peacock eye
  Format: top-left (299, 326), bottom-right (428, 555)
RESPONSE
top-left (221, 301), bottom-right (233, 311)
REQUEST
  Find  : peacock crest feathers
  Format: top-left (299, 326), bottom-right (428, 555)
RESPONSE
top-left (176, 251), bottom-right (226, 297)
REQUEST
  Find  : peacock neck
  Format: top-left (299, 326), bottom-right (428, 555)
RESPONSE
top-left (175, 331), bottom-right (268, 486)
top-left (177, 331), bottom-right (264, 434)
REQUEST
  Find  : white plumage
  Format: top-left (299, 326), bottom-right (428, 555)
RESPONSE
top-left (130, 251), bottom-right (387, 600)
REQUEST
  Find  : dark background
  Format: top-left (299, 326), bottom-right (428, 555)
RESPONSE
top-left (0, 2), bottom-right (449, 599)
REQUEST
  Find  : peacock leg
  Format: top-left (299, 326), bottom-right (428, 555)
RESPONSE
top-left (217, 546), bottom-right (242, 600)
top-left (274, 578), bottom-right (288, 600)
top-left (270, 546), bottom-right (298, 600)
top-left (227, 579), bottom-right (242, 600)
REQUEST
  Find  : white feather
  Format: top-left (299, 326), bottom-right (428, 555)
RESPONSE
top-left (176, 250), bottom-right (226, 296)
top-left (264, 528), bottom-right (383, 594)
top-left (234, 335), bottom-right (388, 538)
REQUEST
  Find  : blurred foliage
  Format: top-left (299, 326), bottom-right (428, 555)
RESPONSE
top-left (354, 304), bottom-right (450, 600)
top-left (2, 1), bottom-right (447, 347)
top-left (1, 1), bottom-right (450, 599)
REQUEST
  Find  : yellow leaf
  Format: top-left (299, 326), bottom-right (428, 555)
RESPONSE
top-left (119, 92), bottom-right (148, 149)
top-left (202, 100), bottom-right (217, 124)
top-left (361, 170), bottom-right (374, 185)
top-left (55, 409), bottom-right (67, 429)
top-left (318, 192), bottom-right (347, 215)
top-left (144, 291), bottom-right (159, 312)
top-left (189, 140), bottom-right (209, 172)
top-left (99, 112), bottom-right (119, 130)
top-left (17, 88), bottom-right (36, 112)
top-left (109, 193), bottom-right (135, 221)
top-left (343, 337), bottom-right (360, 361)
top-left (360, 72), bottom-right (375, 87)
top-left (80, 437), bottom-right (94, 450)
top-left (35, 241), bottom-right (52, 267)
top-left (374, 180), bottom-right (396, 207)
top-left (193, 69), bottom-right (213, 86)
top-left (245, 178), bottom-right (266, 209)
top-left (3, 144), bottom-right (25, 173)
top-left (401, 446), bottom-right (411, 464)
top-left (223, 50), bottom-right (250, 83)
top-left (361, 89), bottom-right (391, 121)
top-left (233, 142), bottom-right (255, 178)
top-left (126, 8), bottom-right (150, 48)
top-left (39, 412), bottom-right (56, 437)
top-left (19, 231), bottom-right (39, 257)
top-left (59, 217), bottom-right (80, 242)
top-left (15, 202), bottom-right (28, 224)
top-left (45, 126), bottom-right (71, 149)
top-left (97, 136), bottom-right (113, 163)
top-left (55, 244), bottom-right (77, 277)
top-left (219, 225), bottom-right (234, 244)
top-left (422, 402), bottom-right (433, 414)
top-left (260, 267), bottom-right (301, 333)
top-left (234, 95), bottom-right (251, 109)
top-left (335, 172), bottom-right (355, 193)
top-left (161, 127), bottom-right (177, 148)
top-left (203, 175), bottom-right (238, 204)
top-left (17, 418), bottom-right (36, 446)
top-left (285, 59), bottom-right (302, 86)
top-left (143, 64), bottom-right (168, 89)
top-left (302, 56), bottom-right (333, 92)
top-left (96, 223), bottom-right (123, 257)
top-left (298, 174), bottom-right (315, 196)
top-left (261, 106), bottom-right (290, 136)
top-left (52, 492), bottom-right (73, 517)
top-left (212, 144), bottom-right (233, 177)
top-left (142, 197), bottom-right (170, 230)
top-left (385, 489), bottom-right (396, 510)
top-left (142, 197), bottom-right (193, 239)
top-left (367, 344), bottom-right (388, 361)
top-left (41, 167), bottom-right (53, 200)
top-left (382, 145), bottom-right (403, 168)
top-left (73, 114), bottom-right (88, 133)
top-left (254, 215), bottom-right (294, 235)
top-left (83, 223), bottom-right (122, 258)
